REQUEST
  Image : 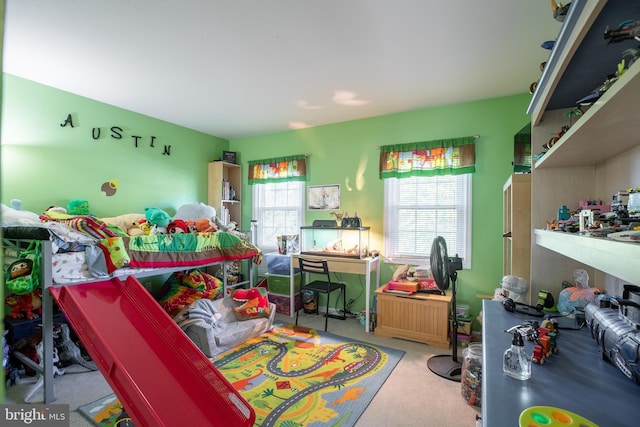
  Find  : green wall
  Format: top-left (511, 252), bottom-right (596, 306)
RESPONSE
top-left (1, 73), bottom-right (531, 335)
top-left (231, 94), bottom-right (532, 320)
top-left (1, 74), bottom-right (228, 216)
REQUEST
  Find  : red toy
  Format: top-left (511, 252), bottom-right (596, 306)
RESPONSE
top-left (167, 219), bottom-right (189, 234)
top-left (5, 289), bottom-right (43, 319)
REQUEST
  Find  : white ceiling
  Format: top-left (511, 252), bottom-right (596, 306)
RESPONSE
top-left (3, 0), bottom-right (563, 140)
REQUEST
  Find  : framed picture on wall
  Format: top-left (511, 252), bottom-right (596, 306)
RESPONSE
top-left (308, 185), bottom-right (340, 210)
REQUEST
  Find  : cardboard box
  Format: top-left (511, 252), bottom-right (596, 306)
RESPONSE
top-left (268, 293), bottom-right (303, 315)
top-left (266, 273), bottom-right (301, 295)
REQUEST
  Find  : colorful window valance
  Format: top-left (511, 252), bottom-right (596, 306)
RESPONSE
top-left (248, 154), bottom-right (307, 184)
top-left (379, 136), bottom-right (476, 179)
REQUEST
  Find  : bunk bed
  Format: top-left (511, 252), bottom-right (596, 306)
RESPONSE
top-left (2, 207), bottom-right (262, 407)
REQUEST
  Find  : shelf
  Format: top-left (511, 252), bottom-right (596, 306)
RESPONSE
top-left (208, 161), bottom-right (242, 228)
top-left (534, 229), bottom-right (640, 284)
top-left (534, 58), bottom-right (640, 169)
top-left (528, 0), bottom-right (604, 123)
top-left (528, 0), bottom-right (640, 125)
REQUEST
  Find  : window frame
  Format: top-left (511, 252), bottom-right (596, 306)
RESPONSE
top-left (252, 180), bottom-right (305, 254)
top-left (383, 174), bottom-right (472, 268)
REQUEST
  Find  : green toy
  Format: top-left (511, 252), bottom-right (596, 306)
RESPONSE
top-left (144, 207), bottom-right (172, 227)
top-left (67, 199), bottom-right (90, 215)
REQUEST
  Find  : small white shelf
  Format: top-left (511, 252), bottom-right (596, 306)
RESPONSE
top-left (534, 229), bottom-right (640, 284)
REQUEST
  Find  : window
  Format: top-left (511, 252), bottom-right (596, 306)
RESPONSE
top-left (384, 174), bottom-right (471, 268)
top-left (252, 180), bottom-right (305, 254)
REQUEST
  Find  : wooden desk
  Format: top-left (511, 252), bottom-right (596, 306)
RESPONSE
top-left (290, 254), bottom-right (380, 332)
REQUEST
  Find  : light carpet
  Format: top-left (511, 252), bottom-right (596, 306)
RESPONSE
top-left (79, 323), bottom-right (405, 426)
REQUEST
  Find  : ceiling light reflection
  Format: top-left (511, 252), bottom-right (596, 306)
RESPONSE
top-left (289, 121), bottom-right (309, 130)
top-left (332, 90), bottom-right (369, 106)
top-left (296, 100), bottom-right (323, 110)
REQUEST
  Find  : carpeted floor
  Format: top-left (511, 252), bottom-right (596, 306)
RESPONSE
top-left (4, 312), bottom-right (481, 426)
top-left (78, 323), bottom-right (405, 426)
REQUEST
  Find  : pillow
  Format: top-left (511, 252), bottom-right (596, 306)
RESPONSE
top-left (157, 270), bottom-right (223, 316)
top-left (1, 203), bottom-right (42, 226)
top-left (232, 287), bottom-right (270, 321)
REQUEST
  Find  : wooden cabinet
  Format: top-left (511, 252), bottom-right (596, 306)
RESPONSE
top-left (528, 0), bottom-right (640, 296)
top-left (503, 174), bottom-right (531, 288)
top-left (374, 287), bottom-right (451, 348)
top-left (207, 161), bottom-right (242, 228)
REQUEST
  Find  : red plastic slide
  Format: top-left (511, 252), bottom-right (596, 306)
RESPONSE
top-left (49, 276), bottom-right (255, 427)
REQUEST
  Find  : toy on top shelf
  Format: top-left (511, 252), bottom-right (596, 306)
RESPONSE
top-left (550, 1), bottom-right (571, 22)
top-left (604, 19), bottom-right (640, 44)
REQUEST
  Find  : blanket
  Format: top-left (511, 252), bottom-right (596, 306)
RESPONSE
top-left (113, 232), bottom-right (262, 268)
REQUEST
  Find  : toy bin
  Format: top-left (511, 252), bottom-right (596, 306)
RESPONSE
top-left (268, 293), bottom-right (303, 315)
top-left (265, 253), bottom-right (294, 275)
top-left (266, 273), bottom-right (301, 295)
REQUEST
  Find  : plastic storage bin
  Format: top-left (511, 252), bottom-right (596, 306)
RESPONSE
top-left (266, 273), bottom-right (301, 295)
top-left (268, 293), bottom-right (303, 315)
top-left (265, 253), bottom-right (293, 275)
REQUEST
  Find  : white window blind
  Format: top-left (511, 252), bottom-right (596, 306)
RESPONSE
top-left (252, 181), bottom-right (305, 254)
top-left (384, 174), bottom-right (471, 267)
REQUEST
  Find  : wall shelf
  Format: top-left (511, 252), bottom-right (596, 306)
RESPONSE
top-left (535, 229), bottom-right (640, 286)
top-left (535, 59), bottom-right (640, 169)
top-left (528, 0), bottom-right (640, 296)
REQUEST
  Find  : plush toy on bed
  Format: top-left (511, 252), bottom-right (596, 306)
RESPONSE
top-left (67, 199), bottom-right (91, 216)
top-left (101, 213), bottom-right (147, 236)
top-left (167, 219), bottom-right (189, 234)
top-left (145, 207), bottom-right (172, 234)
top-left (195, 218), bottom-right (217, 233)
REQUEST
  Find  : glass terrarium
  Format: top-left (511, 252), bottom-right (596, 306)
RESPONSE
top-left (300, 225), bottom-right (370, 259)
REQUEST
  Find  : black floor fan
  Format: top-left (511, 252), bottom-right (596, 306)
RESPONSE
top-left (427, 236), bottom-right (463, 382)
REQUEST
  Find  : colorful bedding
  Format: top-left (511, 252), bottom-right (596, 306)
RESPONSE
top-left (3, 205), bottom-right (263, 284)
top-left (117, 232), bottom-right (262, 268)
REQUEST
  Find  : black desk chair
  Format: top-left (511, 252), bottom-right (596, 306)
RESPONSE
top-left (295, 257), bottom-right (346, 331)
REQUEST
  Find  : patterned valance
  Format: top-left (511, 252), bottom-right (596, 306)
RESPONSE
top-left (379, 136), bottom-right (476, 179)
top-left (248, 154), bottom-right (307, 184)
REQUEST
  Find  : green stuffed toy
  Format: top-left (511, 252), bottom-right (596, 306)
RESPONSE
top-left (67, 199), bottom-right (91, 215)
top-left (144, 207), bottom-right (172, 227)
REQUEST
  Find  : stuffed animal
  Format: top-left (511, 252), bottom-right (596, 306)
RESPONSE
top-left (5, 289), bottom-right (42, 319)
top-left (135, 219), bottom-right (153, 235)
top-left (185, 220), bottom-right (198, 233)
top-left (167, 219), bottom-right (189, 234)
top-left (195, 218), bottom-right (217, 233)
top-left (101, 213), bottom-right (146, 235)
top-left (145, 207), bottom-right (172, 227)
top-left (173, 202), bottom-right (216, 221)
top-left (232, 287), bottom-right (270, 320)
top-left (67, 199), bottom-right (91, 215)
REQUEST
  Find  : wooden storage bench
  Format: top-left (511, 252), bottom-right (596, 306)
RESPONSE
top-left (374, 286), bottom-right (451, 348)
